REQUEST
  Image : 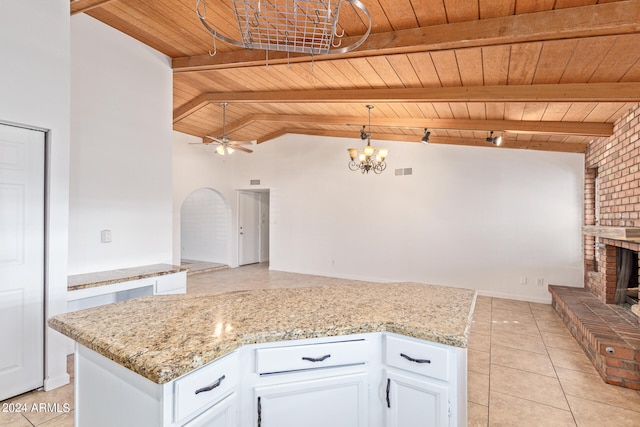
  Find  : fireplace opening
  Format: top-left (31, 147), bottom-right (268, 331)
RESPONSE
top-left (615, 247), bottom-right (639, 306)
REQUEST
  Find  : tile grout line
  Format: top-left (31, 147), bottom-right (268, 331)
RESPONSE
top-left (487, 297), bottom-right (493, 425)
top-left (532, 301), bottom-right (579, 426)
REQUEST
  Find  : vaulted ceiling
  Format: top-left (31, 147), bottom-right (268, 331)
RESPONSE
top-left (70, 0), bottom-right (640, 153)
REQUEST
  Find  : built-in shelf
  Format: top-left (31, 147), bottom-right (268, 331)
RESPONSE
top-left (583, 225), bottom-right (640, 242)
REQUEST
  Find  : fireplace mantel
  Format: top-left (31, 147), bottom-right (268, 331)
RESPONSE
top-left (583, 225), bottom-right (640, 242)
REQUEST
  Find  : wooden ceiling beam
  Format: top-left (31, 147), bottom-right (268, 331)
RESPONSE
top-left (174, 84), bottom-right (640, 110)
top-left (274, 129), bottom-right (588, 153)
top-left (70, 0), bottom-right (117, 15)
top-left (220, 114), bottom-right (611, 137)
top-left (172, 0), bottom-right (640, 72)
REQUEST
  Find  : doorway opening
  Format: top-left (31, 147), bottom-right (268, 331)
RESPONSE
top-left (180, 188), bottom-right (230, 273)
top-left (238, 189), bottom-right (270, 266)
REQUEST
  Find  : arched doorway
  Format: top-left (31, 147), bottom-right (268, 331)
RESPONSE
top-left (180, 188), bottom-right (230, 271)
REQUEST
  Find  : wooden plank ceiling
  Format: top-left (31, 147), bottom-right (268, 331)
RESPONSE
top-left (71, 0), bottom-right (640, 153)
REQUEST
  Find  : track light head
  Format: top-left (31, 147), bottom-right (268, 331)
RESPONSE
top-left (486, 131), bottom-right (502, 146)
top-left (486, 131), bottom-right (494, 143)
top-left (421, 128), bottom-right (430, 144)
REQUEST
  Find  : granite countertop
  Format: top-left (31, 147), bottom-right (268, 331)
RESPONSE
top-left (49, 282), bottom-right (477, 384)
top-left (68, 263), bottom-right (188, 292)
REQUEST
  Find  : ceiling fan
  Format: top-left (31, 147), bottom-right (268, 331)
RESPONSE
top-left (201, 103), bottom-right (253, 155)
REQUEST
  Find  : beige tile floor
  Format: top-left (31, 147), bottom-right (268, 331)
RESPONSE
top-left (3, 263), bottom-right (640, 426)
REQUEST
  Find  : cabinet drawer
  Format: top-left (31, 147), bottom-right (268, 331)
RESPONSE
top-left (385, 335), bottom-right (449, 382)
top-left (256, 339), bottom-right (370, 374)
top-left (174, 352), bottom-right (238, 423)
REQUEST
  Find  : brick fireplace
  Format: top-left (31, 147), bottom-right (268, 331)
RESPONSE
top-left (585, 238), bottom-right (640, 306)
top-left (550, 103), bottom-right (640, 390)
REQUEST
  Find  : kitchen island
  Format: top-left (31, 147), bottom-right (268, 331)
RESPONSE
top-left (49, 282), bottom-right (476, 427)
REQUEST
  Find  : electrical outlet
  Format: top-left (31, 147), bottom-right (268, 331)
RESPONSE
top-left (101, 229), bottom-right (112, 243)
top-left (536, 277), bottom-right (544, 286)
top-left (520, 277), bottom-right (527, 285)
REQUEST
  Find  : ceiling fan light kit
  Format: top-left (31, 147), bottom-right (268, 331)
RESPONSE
top-left (216, 144), bottom-right (234, 155)
top-left (203, 103), bottom-right (253, 155)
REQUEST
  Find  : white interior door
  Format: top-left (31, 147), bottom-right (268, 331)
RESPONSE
top-left (0, 123), bottom-right (45, 400)
top-left (238, 191), bottom-right (260, 266)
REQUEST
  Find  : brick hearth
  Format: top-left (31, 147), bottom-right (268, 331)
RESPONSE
top-left (550, 285), bottom-right (640, 389)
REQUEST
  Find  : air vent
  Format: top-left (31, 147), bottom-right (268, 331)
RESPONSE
top-left (250, 179), bottom-right (261, 185)
top-left (395, 168), bottom-right (413, 176)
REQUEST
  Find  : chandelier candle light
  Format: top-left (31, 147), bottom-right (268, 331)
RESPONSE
top-left (348, 105), bottom-right (388, 174)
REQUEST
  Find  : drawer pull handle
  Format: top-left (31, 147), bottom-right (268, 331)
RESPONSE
top-left (194, 375), bottom-right (225, 395)
top-left (400, 353), bottom-right (431, 364)
top-left (302, 354), bottom-right (331, 362)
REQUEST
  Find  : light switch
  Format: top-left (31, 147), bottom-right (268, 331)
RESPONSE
top-left (101, 229), bottom-right (112, 243)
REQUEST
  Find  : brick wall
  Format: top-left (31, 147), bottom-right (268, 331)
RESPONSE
top-left (585, 103), bottom-right (640, 302)
top-left (555, 103), bottom-right (640, 390)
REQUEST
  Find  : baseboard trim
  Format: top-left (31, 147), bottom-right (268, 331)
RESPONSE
top-left (44, 373), bottom-right (70, 391)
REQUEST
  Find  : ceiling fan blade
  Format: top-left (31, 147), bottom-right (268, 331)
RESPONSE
top-left (229, 140), bottom-right (254, 146)
top-left (205, 136), bottom-right (226, 144)
top-left (232, 145), bottom-right (253, 153)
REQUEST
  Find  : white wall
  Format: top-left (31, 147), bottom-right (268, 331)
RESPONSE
top-left (174, 133), bottom-right (584, 303)
top-left (173, 132), bottom-right (236, 266)
top-left (68, 15), bottom-right (174, 274)
top-left (0, 0), bottom-right (71, 390)
top-left (181, 188), bottom-right (230, 263)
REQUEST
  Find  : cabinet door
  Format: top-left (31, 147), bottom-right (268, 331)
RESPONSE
top-left (183, 392), bottom-right (236, 427)
top-left (255, 373), bottom-right (368, 427)
top-left (385, 370), bottom-right (449, 427)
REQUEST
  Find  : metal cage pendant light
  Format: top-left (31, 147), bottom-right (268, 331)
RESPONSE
top-left (347, 105), bottom-right (388, 174)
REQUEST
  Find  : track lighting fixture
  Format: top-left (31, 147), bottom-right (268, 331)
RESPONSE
top-left (421, 128), bottom-right (430, 144)
top-left (486, 131), bottom-right (502, 146)
top-left (360, 125), bottom-right (368, 140)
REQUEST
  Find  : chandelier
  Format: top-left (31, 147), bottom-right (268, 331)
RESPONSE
top-left (195, 0), bottom-right (372, 60)
top-left (347, 105), bottom-right (388, 174)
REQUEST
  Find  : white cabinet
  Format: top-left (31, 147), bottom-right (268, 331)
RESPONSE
top-left (254, 373), bottom-right (369, 427)
top-left (183, 393), bottom-right (237, 427)
top-left (73, 333), bottom-right (466, 427)
top-left (385, 370), bottom-right (449, 427)
top-left (67, 271), bottom-right (187, 313)
top-left (174, 352), bottom-right (238, 424)
top-left (383, 334), bottom-right (466, 427)
top-left (248, 338), bottom-right (371, 427)
top-left (74, 345), bottom-right (238, 427)
top-left (156, 271), bottom-right (187, 295)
